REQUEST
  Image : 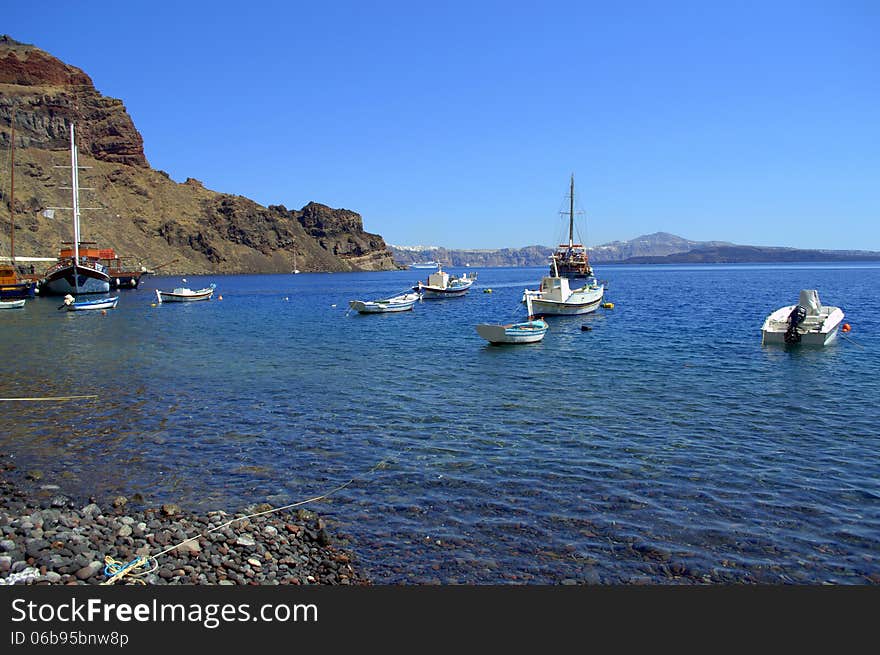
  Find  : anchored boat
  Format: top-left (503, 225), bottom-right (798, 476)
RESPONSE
top-left (413, 265), bottom-right (476, 298)
top-left (550, 174), bottom-right (594, 279)
top-left (349, 292), bottom-right (420, 314)
top-left (761, 290), bottom-right (845, 346)
top-left (522, 258), bottom-right (604, 316)
top-left (40, 124), bottom-right (111, 296)
top-left (61, 294), bottom-right (118, 311)
top-left (1, 113), bottom-right (37, 300)
top-left (476, 295), bottom-right (549, 344)
top-left (155, 282), bottom-right (216, 303)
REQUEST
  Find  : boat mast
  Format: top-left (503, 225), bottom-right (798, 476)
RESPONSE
top-left (568, 173), bottom-right (575, 249)
top-left (9, 110), bottom-right (14, 264)
top-left (70, 123), bottom-right (81, 293)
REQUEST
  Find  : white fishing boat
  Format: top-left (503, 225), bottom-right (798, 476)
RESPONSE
top-left (476, 296), bottom-right (548, 344)
top-left (349, 292), bottom-right (420, 314)
top-left (410, 261), bottom-right (439, 269)
top-left (522, 258), bottom-right (604, 315)
top-left (761, 289), bottom-right (845, 346)
top-left (155, 282), bottom-right (216, 303)
top-left (40, 124), bottom-right (111, 296)
top-left (0, 298), bottom-right (26, 309)
top-left (413, 265), bottom-right (476, 298)
top-left (62, 294), bottom-right (118, 311)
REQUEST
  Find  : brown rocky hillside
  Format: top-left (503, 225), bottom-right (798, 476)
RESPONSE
top-left (0, 35), bottom-right (397, 275)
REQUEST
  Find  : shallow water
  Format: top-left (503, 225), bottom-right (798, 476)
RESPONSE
top-left (1, 264), bottom-right (878, 583)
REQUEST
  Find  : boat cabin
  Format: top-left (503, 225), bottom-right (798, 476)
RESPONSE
top-left (427, 268), bottom-right (450, 289)
top-left (538, 275), bottom-right (572, 302)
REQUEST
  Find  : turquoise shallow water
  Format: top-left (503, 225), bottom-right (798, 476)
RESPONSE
top-left (1, 263), bottom-right (878, 583)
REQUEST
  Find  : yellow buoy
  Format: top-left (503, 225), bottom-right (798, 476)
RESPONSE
top-left (602, 302), bottom-right (614, 309)
top-left (483, 288), bottom-right (493, 293)
top-left (150, 303), bottom-right (157, 307)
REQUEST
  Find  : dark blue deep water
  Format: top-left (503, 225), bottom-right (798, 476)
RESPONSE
top-left (1, 264), bottom-right (878, 584)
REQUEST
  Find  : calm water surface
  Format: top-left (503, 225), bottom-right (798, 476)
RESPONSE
top-left (1, 264), bottom-right (878, 583)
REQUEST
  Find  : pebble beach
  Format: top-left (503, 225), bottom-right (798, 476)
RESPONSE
top-left (0, 455), bottom-right (369, 586)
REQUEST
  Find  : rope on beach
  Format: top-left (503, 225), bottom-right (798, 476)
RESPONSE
top-left (101, 556), bottom-right (157, 586)
top-left (102, 455), bottom-right (397, 585)
top-left (0, 395), bottom-right (99, 401)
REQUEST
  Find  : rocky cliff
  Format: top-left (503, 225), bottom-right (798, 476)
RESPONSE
top-left (0, 36), bottom-right (397, 274)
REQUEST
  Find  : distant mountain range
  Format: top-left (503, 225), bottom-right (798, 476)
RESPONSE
top-left (389, 232), bottom-right (880, 267)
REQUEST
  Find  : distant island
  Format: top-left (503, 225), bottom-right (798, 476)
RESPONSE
top-left (390, 232), bottom-right (880, 267)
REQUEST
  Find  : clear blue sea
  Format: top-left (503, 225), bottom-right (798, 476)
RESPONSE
top-left (1, 263), bottom-right (878, 584)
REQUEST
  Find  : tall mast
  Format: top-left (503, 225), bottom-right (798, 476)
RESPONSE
top-left (70, 123), bottom-right (81, 292)
top-left (569, 173), bottom-right (575, 247)
top-left (9, 108), bottom-right (14, 263)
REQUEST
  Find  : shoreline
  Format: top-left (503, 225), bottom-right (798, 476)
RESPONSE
top-left (0, 455), bottom-right (370, 586)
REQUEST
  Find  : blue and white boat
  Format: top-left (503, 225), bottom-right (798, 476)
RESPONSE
top-left (0, 298), bottom-right (26, 309)
top-left (476, 295), bottom-right (549, 344)
top-left (62, 295), bottom-right (118, 311)
top-left (349, 292), bottom-right (419, 314)
top-left (413, 265), bottom-right (476, 298)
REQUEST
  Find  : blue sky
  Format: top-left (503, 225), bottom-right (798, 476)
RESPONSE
top-left (5, 1), bottom-right (878, 249)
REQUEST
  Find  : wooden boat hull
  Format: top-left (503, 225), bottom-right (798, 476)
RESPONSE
top-left (0, 281), bottom-right (36, 300)
top-left (0, 298), bottom-right (26, 309)
top-left (156, 288), bottom-right (214, 303)
top-left (476, 320), bottom-right (548, 344)
top-left (109, 271), bottom-right (146, 289)
top-left (66, 296), bottom-right (118, 311)
top-left (42, 263), bottom-right (111, 295)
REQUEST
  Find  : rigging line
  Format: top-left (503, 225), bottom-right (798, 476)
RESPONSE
top-left (840, 333), bottom-right (865, 348)
top-left (0, 395), bottom-right (99, 401)
top-left (151, 454), bottom-right (399, 561)
top-left (101, 442), bottom-right (418, 584)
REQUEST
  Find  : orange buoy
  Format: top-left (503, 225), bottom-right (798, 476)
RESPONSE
top-left (218, 295), bottom-right (223, 301)
top-left (101, 310), bottom-right (107, 315)
top-left (842, 323), bottom-right (851, 333)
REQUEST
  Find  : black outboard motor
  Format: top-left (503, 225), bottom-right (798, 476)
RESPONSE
top-left (784, 305), bottom-right (807, 344)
